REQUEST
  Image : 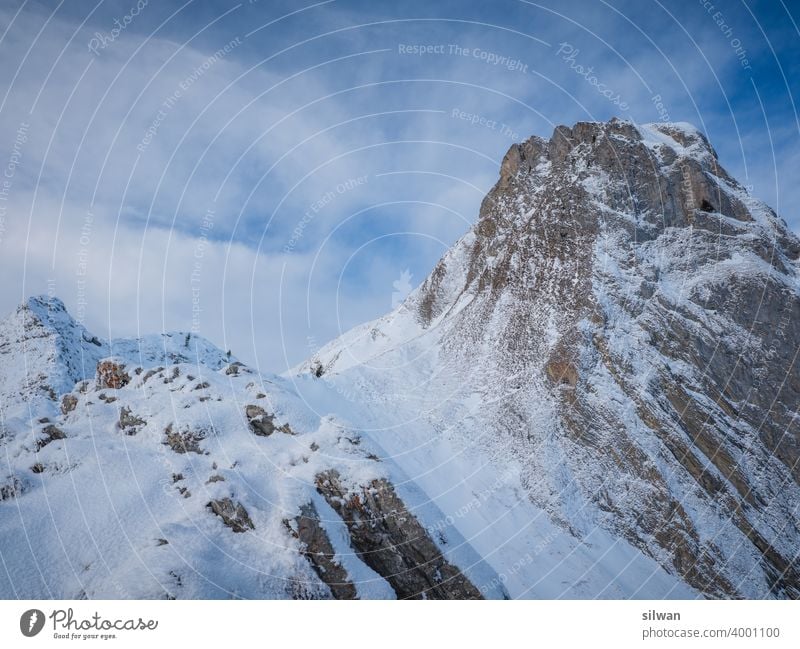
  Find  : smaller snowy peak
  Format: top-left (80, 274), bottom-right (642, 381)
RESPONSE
top-left (1, 300), bottom-right (488, 599)
top-left (0, 296), bottom-right (238, 417)
top-left (0, 295), bottom-right (106, 415)
top-left (110, 332), bottom-right (233, 372)
top-left (20, 294), bottom-right (68, 318)
top-left (13, 295), bottom-right (100, 348)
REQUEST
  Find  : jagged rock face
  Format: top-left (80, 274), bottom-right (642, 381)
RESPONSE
top-left (315, 471), bottom-right (483, 600)
top-left (291, 502), bottom-right (357, 600)
top-left (415, 119), bottom-right (800, 598)
top-left (207, 498), bottom-right (255, 533)
top-left (304, 119), bottom-right (800, 599)
top-left (97, 359), bottom-right (130, 389)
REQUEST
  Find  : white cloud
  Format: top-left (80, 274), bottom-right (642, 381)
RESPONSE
top-left (0, 1), bottom-right (796, 369)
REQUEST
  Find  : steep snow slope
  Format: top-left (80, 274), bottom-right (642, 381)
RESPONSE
top-left (292, 369), bottom-right (696, 598)
top-left (295, 119), bottom-right (800, 599)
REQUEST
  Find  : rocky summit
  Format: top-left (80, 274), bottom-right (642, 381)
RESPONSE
top-left (300, 119), bottom-right (800, 599)
top-left (2, 119), bottom-right (799, 599)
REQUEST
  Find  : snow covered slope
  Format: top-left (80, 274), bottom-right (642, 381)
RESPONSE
top-left (0, 297), bottom-right (496, 599)
top-left (295, 119), bottom-right (800, 599)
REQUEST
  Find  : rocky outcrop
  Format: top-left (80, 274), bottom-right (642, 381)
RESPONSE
top-left (163, 423), bottom-right (206, 454)
top-left (0, 475), bottom-right (25, 501)
top-left (60, 393), bottom-right (78, 414)
top-left (225, 362), bottom-right (247, 376)
top-left (118, 407), bottom-right (146, 435)
top-left (291, 502), bottom-right (357, 599)
top-left (245, 405), bottom-right (276, 437)
top-left (36, 424), bottom-right (66, 450)
top-left (245, 405), bottom-right (293, 436)
top-left (315, 470), bottom-right (483, 599)
top-left (207, 498), bottom-right (254, 533)
top-left (97, 359), bottom-right (130, 389)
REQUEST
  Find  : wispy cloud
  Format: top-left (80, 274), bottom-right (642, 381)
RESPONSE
top-left (0, 0), bottom-right (797, 369)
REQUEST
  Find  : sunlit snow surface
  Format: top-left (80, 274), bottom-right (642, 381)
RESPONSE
top-left (290, 326), bottom-right (697, 599)
top-left (0, 294), bottom-right (693, 598)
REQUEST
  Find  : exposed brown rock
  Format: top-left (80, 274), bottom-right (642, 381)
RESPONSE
top-left (207, 498), bottom-right (254, 533)
top-left (163, 423), bottom-right (206, 454)
top-left (315, 470), bottom-right (482, 600)
top-left (545, 358), bottom-right (578, 388)
top-left (97, 359), bottom-right (130, 389)
top-left (61, 393), bottom-right (78, 414)
top-left (291, 502), bottom-right (357, 599)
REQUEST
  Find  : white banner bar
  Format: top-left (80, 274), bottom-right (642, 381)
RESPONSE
top-left (1, 600), bottom-right (798, 648)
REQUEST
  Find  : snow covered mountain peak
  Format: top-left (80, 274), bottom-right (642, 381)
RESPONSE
top-left (3, 119), bottom-right (799, 599)
top-left (301, 119), bottom-right (797, 376)
top-left (20, 294), bottom-right (69, 319)
top-left (296, 119), bottom-right (800, 598)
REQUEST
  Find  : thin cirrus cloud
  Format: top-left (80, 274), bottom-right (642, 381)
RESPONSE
top-left (0, 0), bottom-right (796, 370)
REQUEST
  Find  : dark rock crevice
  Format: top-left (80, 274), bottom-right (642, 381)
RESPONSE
top-left (289, 501), bottom-right (357, 600)
top-left (315, 470), bottom-right (483, 600)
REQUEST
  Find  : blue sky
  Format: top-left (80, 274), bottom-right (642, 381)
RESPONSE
top-left (0, 0), bottom-right (797, 369)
